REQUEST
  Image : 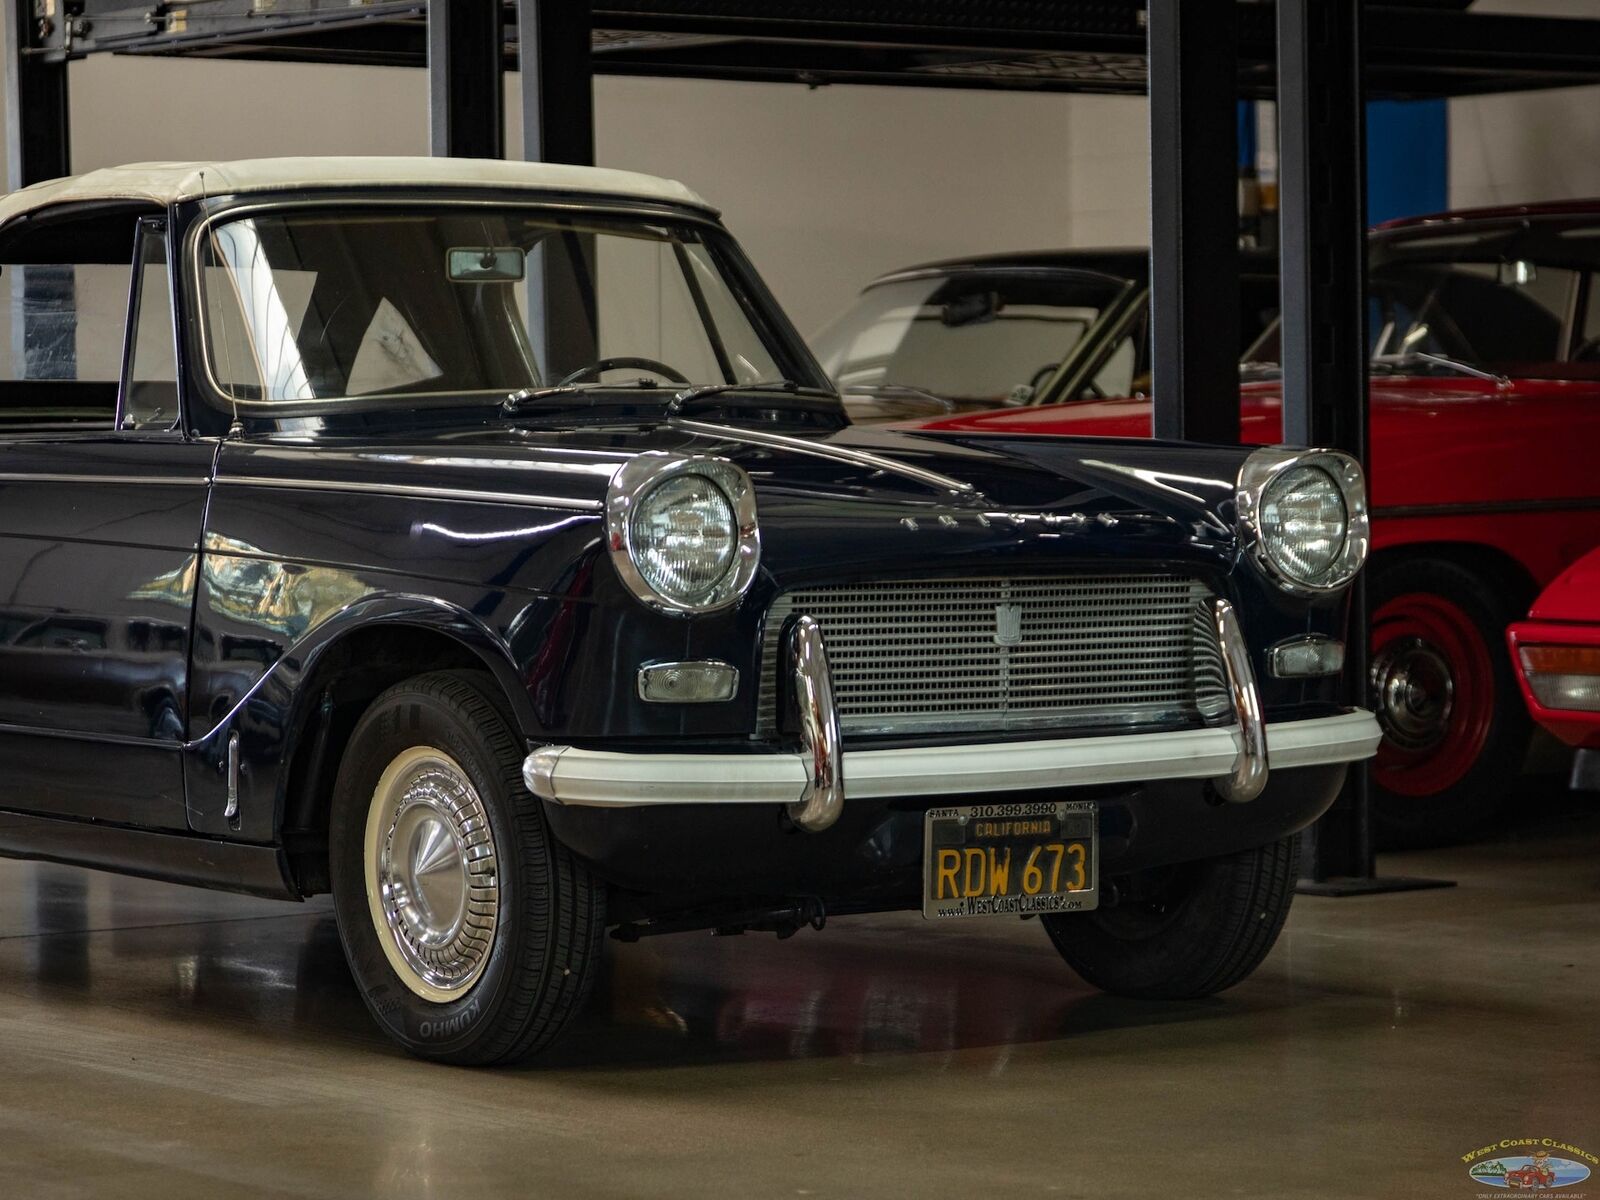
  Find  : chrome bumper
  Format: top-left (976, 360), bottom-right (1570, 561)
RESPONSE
top-left (524, 710), bottom-right (1380, 809)
top-left (522, 599), bottom-right (1381, 830)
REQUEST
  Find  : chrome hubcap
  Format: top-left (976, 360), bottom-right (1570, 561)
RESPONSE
top-left (1371, 637), bottom-right (1456, 752)
top-left (364, 747), bottom-right (499, 1002)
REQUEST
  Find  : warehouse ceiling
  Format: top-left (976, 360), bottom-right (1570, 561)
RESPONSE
top-left (32, 0), bottom-right (1600, 99)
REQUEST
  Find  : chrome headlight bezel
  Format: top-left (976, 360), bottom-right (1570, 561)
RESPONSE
top-left (606, 452), bottom-right (760, 616)
top-left (1236, 447), bottom-right (1369, 595)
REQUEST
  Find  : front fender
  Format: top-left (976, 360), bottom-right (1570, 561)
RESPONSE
top-left (184, 592), bottom-right (546, 841)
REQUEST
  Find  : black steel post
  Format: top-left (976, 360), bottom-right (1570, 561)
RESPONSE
top-left (516, 0), bottom-right (597, 383)
top-left (3, 0), bottom-right (70, 188)
top-left (519, 0), bottom-right (594, 166)
top-left (1146, 0), bottom-right (1241, 445)
top-left (4, 0), bottom-right (74, 390)
top-left (427, 0), bottom-right (505, 159)
top-left (1278, 0), bottom-right (1449, 896)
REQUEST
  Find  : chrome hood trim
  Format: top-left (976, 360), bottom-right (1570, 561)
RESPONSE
top-left (670, 418), bottom-right (979, 497)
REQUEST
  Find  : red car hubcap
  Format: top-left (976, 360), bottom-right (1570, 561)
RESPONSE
top-left (1370, 592), bottom-right (1495, 797)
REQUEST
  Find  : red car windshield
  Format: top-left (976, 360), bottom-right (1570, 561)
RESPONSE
top-left (1245, 218), bottom-right (1600, 381)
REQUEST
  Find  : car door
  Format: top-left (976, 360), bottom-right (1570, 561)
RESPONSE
top-left (0, 212), bottom-right (212, 830)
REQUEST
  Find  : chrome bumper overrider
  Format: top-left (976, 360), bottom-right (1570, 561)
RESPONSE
top-left (522, 599), bottom-right (1382, 831)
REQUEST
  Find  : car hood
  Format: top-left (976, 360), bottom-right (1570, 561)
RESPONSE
top-left (225, 417), bottom-right (1251, 541)
top-left (1528, 548), bottom-right (1600, 623)
top-left (909, 376), bottom-right (1507, 443)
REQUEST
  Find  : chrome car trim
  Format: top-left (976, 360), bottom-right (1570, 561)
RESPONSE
top-left (521, 711), bottom-right (1382, 811)
top-left (1235, 447), bottom-right (1370, 596)
top-left (636, 660), bottom-right (740, 703)
top-left (224, 731), bottom-right (241, 822)
top-left (605, 452), bottom-right (760, 616)
top-left (754, 575), bottom-right (1230, 739)
top-left (216, 474), bottom-right (603, 512)
top-left (1269, 634), bottom-right (1347, 679)
top-left (522, 745), bottom-right (566, 799)
top-left (1211, 598), bottom-right (1268, 804)
top-left (0, 473), bottom-right (209, 487)
top-left (671, 418), bottom-right (977, 496)
top-left (785, 616), bottom-right (843, 833)
top-left (364, 746), bottom-right (500, 1002)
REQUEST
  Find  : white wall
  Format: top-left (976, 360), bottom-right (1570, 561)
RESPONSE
top-left (1451, 84), bottom-right (1600, 210)
top-left (1449, 0), bottom-right (1600, 209)
top-left (49, 56), bottom-right (1151, 334)
top-left (8, 28), bottom-right (1597, 331)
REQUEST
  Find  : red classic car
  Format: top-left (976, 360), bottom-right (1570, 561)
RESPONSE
top-left (1508, 546), bottom-right (1600, 760)
top-left (913, 202), bottom-right (1600, 844)
top-left (1505, 1161), bottom-right (1558, 1189)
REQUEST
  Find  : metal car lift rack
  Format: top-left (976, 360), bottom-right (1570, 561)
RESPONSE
top-left (7, 0), bottom-right (1600, 892)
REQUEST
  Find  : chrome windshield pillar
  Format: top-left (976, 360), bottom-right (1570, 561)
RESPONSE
top-left (786, 615), bottom-right (844, 832)
top-left (1212, 598), bottom-right (1269, 803)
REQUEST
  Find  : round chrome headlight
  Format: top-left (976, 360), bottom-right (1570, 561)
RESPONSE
top-left (607, 454), bottom-right (760, 614)
top-left (1260, 466), bottom-right (1346, 584)
top-left (1238, 449), bottom-right (1369, 593)
top-left (632, 474), bottom-right (737, 601)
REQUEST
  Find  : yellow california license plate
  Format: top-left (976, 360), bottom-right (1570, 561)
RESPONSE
top-left (922, 800), bottom-right (1098, 919)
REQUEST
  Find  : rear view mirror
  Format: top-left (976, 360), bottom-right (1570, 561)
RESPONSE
top-left (448, 247), bottom-right (525, 282)
top-left (1498, 259), bottom-right (1538, 286)
top-left (941, 291), bottom-right (1000, 327)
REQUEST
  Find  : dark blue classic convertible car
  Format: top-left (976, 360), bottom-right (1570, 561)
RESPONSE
top-left (0, 158), bottom-right (1380, 1063)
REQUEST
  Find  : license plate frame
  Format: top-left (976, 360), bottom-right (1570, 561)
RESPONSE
top-left (921, 800), bottom-right (1099, 919)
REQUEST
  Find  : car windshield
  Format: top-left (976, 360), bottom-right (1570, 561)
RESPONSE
top-left (1242, 219), bottom-right (1600, 380)
top-left (812, 269), bottom-right (1130, 404)
top-left (197, 206), bottom-right (802, 407)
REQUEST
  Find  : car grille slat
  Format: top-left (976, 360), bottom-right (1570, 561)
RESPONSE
top-left (757, 574), bottom-right (1230, 738)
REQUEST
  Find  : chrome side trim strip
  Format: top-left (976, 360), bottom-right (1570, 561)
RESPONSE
top-left (522, 711), bottom-right (1382, 810)
top-left (224, 731), bottom-right (241, 824)
top-left (671, 418), bottom-right (977, 496)
top-left (0, 473), bottom-right (209, 487)
top-left (216, 475), bottom-right (603, 512)
top-left (786, 615), bottom-right (843, 833)
top-left (1211, 598), bottom-right (1268, 803)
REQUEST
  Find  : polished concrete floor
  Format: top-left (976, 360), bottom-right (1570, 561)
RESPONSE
top-left (1, 794), bottom-right (1595, 1200)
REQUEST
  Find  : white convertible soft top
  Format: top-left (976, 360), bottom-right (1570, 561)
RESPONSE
top-left (0, 156), bottom-right (716, 228)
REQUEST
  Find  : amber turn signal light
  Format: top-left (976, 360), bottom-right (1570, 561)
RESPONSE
top-left (1519, 644), bottom-right (1600, 712)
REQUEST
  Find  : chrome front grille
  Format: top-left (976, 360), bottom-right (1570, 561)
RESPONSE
top-left (758, 575), bottom-right (1230, 738)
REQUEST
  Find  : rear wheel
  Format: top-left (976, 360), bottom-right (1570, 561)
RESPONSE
top-left (1368, 557), bottom-right (1530, 847)
top-left (1041, 837), bottom-right (1299, 999)
top-left (329, 670), bottom-right (604, 1065)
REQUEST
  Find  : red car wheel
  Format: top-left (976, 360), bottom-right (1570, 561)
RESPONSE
top-left (1366, 557), bottom-right (1531, 847)
top-left (1371, 591), bottom-right (1496, 796)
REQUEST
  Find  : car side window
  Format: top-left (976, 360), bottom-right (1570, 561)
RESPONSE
top-left (0, 259), bottom-right (127, 432)
top-left (120, 219), bottom-right (179, 431)
top-left (1577, 272), bottom-right (1600, 361)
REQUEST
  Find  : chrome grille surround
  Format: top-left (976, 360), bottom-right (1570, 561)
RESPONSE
top-left (757, 575), bottom-right (1231, 739)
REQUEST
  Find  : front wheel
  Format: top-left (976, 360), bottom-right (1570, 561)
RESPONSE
top-left (329, 670), bottom-right (604, 1065)
top-left (1367, 557), bottom-right (1531, 848)
top-left (1041, 837), bottom-right (1299, 999)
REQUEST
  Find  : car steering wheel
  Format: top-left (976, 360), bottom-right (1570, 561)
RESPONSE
top-left (554, 357), bottom-right (691, 387)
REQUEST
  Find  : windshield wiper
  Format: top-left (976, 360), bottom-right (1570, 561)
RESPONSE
top-left (842, 383), bottom-right (959, 411)
top-left (502, 379), bottom-right (669, 413)
top-left (666, 379), bottom-right (838, 415)
top-left (1240, 353), bottom-right (1510, 387)
top-left (1370, 351), bottom-right (1509, 385)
